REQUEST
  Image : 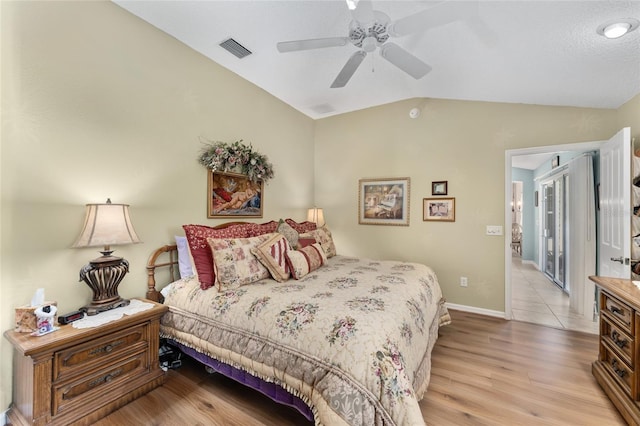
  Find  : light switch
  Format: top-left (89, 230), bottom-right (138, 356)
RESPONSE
top-left (486, 225), bottom-right (503, 236)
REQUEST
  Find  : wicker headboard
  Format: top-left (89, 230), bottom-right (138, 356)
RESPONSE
top-left (146, 244), bottom-right (178, 303)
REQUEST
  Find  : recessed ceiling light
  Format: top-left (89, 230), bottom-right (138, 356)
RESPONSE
top-left (597, 18), bottom-right (639, 39)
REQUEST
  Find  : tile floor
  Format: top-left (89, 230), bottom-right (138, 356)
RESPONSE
top-left (511, 255), bottom-right (599, 334)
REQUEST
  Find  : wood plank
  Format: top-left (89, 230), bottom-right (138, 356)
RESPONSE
top-left (90, 310), bottom-right (625, 425)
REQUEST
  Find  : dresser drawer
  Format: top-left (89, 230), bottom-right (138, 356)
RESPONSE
top-left (602, 345), bottom-right (634, 398)
top-left (54, 325), bottom-right (147, 381)
top-left (602, 316), bottom-right (634, 366)
top-left (53, 350), bottom-right (148, 416)
top-left (603, 292), bottom-right (634, 334)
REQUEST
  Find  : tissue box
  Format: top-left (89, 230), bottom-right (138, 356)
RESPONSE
top-left (14, 302), bottom-right (58, 333)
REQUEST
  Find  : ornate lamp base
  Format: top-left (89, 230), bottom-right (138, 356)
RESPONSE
top-left (79, 252), bottom-right (131, 316)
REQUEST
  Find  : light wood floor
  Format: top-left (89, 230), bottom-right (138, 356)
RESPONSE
top-left (94, 310), bottom-right (624, 425)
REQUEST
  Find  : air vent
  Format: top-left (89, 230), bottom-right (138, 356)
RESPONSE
top-left (310, 104), bottom-right (335, 114)
top-left (219, 38), bottom-right (252, 59)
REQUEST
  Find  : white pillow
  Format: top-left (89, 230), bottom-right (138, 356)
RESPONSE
top-left (175, 236), bottom-right (194, 278)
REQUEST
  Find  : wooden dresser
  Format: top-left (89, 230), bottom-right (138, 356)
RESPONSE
top-left (4, 299), bottom-right (168, 426)
top-left (590, 276), bottom-right (640, 425)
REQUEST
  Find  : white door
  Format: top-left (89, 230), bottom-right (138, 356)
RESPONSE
top-left (599, 127), bottom-right (632, 278)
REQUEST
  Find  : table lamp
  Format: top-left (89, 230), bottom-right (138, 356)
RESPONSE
top-left (72, 199), bottom-right (141, 315)
top-left (307, 207), bottom-right (325, 227)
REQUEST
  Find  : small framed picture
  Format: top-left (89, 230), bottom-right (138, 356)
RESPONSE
top-left (551, 155), bottom-right (560, 168)
top-left (423, 197), bottom-right (455, 222)
top-left (431, 181), bottom-right (448, 196)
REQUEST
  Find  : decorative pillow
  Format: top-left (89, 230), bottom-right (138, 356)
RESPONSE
top-left (251, 233), bottom-right (291, 282)
top-left (300, 225), bottom-right (336, 258)
top-left (207, 234), bottom-right (273, 289)
top-left (285, 243), bottom-right (327, 280)
top-left (183, 223), bottom-right (256, 290)
top-left (175, 236), bottom-right (194, 278)
top-left (285, 218), bottom-right (317, 234)
top-left (277, 220), bottom-right (299, 249)
top-left (297, 237), bottom-right (316, 249)
top-left (247, 220), bottom-right (279, 237)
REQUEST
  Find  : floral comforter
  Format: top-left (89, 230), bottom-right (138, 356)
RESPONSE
top-left (160, 255), bottom-right (451, 426)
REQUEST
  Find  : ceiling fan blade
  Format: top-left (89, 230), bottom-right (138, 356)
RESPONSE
top-left (277, 37), bottom-right (348, 53)
top-left (379, 42), bottom-right (431, 79)
top-left (388, 1), bottom-right (465, 37)
top-left (331, 51), bottom-right (367, 88)
top-left (351, 0), bottom-right (375, 24)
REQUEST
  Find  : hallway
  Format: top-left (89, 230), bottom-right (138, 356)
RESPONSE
top-left (511, 256), bottom-right (599, 334)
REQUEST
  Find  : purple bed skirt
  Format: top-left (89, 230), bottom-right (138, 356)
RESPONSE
top-left (167, 339), bottom-right (314, 422)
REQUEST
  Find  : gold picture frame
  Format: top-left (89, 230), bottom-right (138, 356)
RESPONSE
top-left (358, 177), bottom-right (410, 226)
top-left (423, 197), bottom-right (455, 222)
top-left (208, 170), bottom-right (263, 218)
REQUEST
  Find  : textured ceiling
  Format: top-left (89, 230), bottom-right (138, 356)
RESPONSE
top-left (114, 0), bottom-right (640, 119)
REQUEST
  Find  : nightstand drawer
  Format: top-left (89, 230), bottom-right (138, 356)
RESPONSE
top-left (602, 344), bottom-right (634, 398)
top-left (603, 292), bottom-right (634, 334)
top-left (602, 316), bottom-right (634, 366)
top-left (53, 350), bottom-right (148, 416)
top-left (54, 325), bottom-right (147, 381)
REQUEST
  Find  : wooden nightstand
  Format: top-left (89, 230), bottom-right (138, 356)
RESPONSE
top-left (4, 298), bottom-right (168, 426)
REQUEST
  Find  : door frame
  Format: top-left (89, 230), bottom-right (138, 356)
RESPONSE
top-left (505, 140), bottom-right (604, 320)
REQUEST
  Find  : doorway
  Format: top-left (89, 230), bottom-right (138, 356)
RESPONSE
top-left (505, 140), bottom-right (602, 334)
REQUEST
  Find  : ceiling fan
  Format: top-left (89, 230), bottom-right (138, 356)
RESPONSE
top-left (276, 0), bottom-right (469, 88)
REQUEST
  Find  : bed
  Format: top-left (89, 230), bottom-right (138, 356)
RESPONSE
top-left (146, 220), bottom-right (451, 426)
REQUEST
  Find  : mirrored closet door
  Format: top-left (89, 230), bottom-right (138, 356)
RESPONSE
top-left (542, 174), bottom-right (568, 291)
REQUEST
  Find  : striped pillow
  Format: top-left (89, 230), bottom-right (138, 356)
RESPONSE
top-left (251, 233), bottom-right (292, 282)
top-left (285, 243), bottom-right (327, 280)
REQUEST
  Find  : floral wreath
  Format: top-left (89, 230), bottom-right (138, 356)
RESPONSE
top-left (198, 139), bottom-right (274, 183)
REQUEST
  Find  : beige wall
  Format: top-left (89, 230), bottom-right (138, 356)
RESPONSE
top-left (0, 1), bottom-right (315, 411)
top-left (618, 93), bottom-right (640, 149)
top-left (314, 98), bottom-right (629, 313)
top-left (2, 0), bottom-right (639, 417)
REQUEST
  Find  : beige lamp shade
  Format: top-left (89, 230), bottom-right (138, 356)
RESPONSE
top-left (307, 207), bottom-right (325, 227)
top-left (72, 199), bottom-right (141, 248)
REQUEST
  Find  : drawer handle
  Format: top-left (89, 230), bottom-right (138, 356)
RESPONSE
top-left (88, 368), bottom-right (123, 388)
top-left (610, 305), bottom-right (625, 316)
top-left (611, 330), bottom-right (629, 349)
top-left (89, 339), bottom-right (124, 356)
top-left (612, 359), bottom-right (627, 379)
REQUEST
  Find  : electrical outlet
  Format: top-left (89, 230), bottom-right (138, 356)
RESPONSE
top-left (460, 277), bottom-right (468, 287)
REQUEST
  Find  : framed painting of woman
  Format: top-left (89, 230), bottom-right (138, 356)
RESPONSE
top-left (208, 171), bottom-right (263, 218)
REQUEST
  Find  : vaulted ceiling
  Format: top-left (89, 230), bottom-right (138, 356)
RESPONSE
top-left (114, 1), bottom-right (640, 119)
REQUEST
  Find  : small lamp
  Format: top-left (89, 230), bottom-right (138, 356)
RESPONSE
top-left (307, 207), bottom-right (325, 227)
top-left (72, 199), bottom-right (141, 315)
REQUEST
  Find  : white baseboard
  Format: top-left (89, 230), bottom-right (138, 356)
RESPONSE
top-left (1, 409), bottom-right (7, 425)
top-left (445, 302), bottom-right (507, 319)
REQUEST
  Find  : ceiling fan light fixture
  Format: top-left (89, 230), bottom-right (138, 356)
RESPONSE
top-left (362, 36), bottom-right (377, 52)
top-left (597, 18), bottom-right (639, 39)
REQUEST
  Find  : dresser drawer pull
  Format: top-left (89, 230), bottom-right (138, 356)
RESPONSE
top-left (611, 359), bottom-right (627, 379)
top-left (610, 305), bottom-right (626, 317)
top-left (88, 368), bottom-right (123, 388)
top-left (89, 339), bottom-right (124, 356)
top-left (611, 330), bottom-right (629, 349)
